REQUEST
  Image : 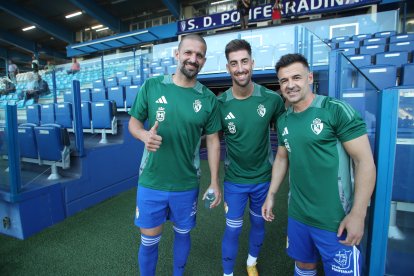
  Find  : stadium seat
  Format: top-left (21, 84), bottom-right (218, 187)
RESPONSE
top-left (363, 37), bottom-right (387, 46)
top-left (389, 33), bottom-right (414, 43)
top-left (18, 123), bottom-right (38, 160)
top-left (63, 90), bottom-right (73, 103)
top-left (352, 34), bottom-right (371, 41)
top-left (40, 103), bottom-right (56, 125)
top-left (91, 100), bottom-right (115, 129)
top-left (375, 51), bottom-right (409, 69)
top-left (118, 75), bottom-right (132, 86)
top-left (115, 71), bottom-right (126, 78)
top-left (55, 102), bottom-right (73, 128)
top-left (374, 30), bottom-right (397, 39)
top-left (388, 41), bottom-right (414, 53)
top-left (132, 74), bottom-right (143, 85)
top-left (359, 44), bottom-right (387, 56)
top-left (91, 88), bottom-right (108, 102)
top-left (80, 88), bottom-right (92, 102)
top-left (81, 101), bottom-right (92, 129)
top-left (0, 124), bottom-right (7, 156)
top-left (126, 85), bottom-right (140, 108)
top-left (167, 65), bottom-right (177, 75)
top-left (348, 54), bottom-right (372, 67)
top-left (358, 64), bottom-right (398, 90)
top-left (26, 104), bottom-right (41, 125)
top-left (34, 124), bottom-right (71, 179)
top-left (401, 64), bottom-right (414, 86)
top-left (338, 40), bottom-right (359, 49)
top-left (107, 86), bottom-right (126, 108)
top-left (92, 79), bottom-right (105, 88)
top-left (106, 77), bottom-right (118, 88)
top-left (337, 47), bottom-right (357, 56)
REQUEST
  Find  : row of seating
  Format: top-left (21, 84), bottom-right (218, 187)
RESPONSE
top-left (0, 123), bottom-right (71, 180)
top-left (26, 101), bottom-right (117, 132)
top-left (63, 85), bottom-right (140, 111)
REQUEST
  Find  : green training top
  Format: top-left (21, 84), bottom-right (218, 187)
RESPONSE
top-left (129, 75), bottom-right (221, 191)
top-left (218, 83), bottom-right (285, 184)
top-left (277, 95), bottom-right (367, 232)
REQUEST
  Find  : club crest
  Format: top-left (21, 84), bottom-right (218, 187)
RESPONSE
top-left (156, 107), bottom-right (165, 122)
top-left (257, 104), bottom-right (266, 117)
top-left (333, 249), bottom-right (353, 269)
top-left (193, 99), bottom-right (202, 113)
top-left (228, 122), bottom-right (236, 134)
top-left (311, 118), bottom-right (323, 135)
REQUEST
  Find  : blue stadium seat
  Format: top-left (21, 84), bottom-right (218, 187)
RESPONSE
top-left (0, 124), bottom-right (7, 156)
top-left (352, 34), bottom-right (371, 41)
top-left (359, 44), bottom-right (387, 56)
top-left (167, 65), bottom-right (177, 75)
top-left (81, 101), bottom-right (92, 129)
top-left (107, 86), bottom-right (125, 108)
top-left (92, 79), bottom-right (105, 88)
top-left (363, 37), bottom-right (387, 46)
top-left (91, 100), bottom-right (115, 129)
top-left (375, 51), bottom-right (409, 68)
top-left (63, 90), bottom-right (73, 103)
top-left (374, 30), bottom-right (397, 39)
top-left (388, 41), bottom-right (414, 53)
top-left (337, 47), bottom-right (357, 56)
top-left (91, 88), bottom-right (108, 102)
top-left (80, 88), bottom-right (92, 102)
top-left (26, 104), bottom-right (41, 125)
top-left (126, 85), bottom-right (140, 108)
top-left (348, 54), bottom-right (372, 67)
top-left (118, 75), bottom-right (132, 86)
top-left (106, 77), bottom-right (118, 88)
top-left (389, 33), bottom-right (414, 44)
top-left (161, 57), bottom-right (175, 67)
top-left (151, 66), bottom-right (166, 76)
top-left (55, 102), bottom-right (73, 128)
top-left (40, 103), bottom-right (56, 125)
top-left (338, 40), bottom-right (359, 49)
top-left (126, 69), bottom-right (139, 76)
top-left (18, 123), bottom-right (38, 160)
top-left (34, 124), bottom-right (71, 178)
top-left (132, 74), bottom-right (143, 85)
top-left (358, 65), bottom-right (398, 90)
top-left (401, 64), bottom-right (414, 86)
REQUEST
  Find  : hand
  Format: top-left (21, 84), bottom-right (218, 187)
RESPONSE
top-left (262, 196), bottom-right (275, 222)
top-left (145, 121), bottom-right (162, 152)
top-left (337, 212), bottom-right (365, 246)
top-left (202, 185), bottom-right (222, 208)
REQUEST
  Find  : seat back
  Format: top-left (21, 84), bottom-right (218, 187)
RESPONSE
top-left (34, 124), bottom-right (69, 161)
top-left (358, 65), bottom-right (397, 90)
top-left (108, 86), bottom-right (126, 108)
top-left (26, 104), bottom-right (41, 125)
top-left (18, 123), bottom-right (38, 159)
top-left (40, 103), bottom-right (56, 125)
top-left (92, 100), bottom-right (115, 129)
top-left (126, 85), bottom-right (140, 108)
top-left (81, 101), bottom-right (92, 129)
top-left (55, 102), bottom-right (73, 128)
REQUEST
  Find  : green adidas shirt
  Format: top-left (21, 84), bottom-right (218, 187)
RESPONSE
top-left (277, 95), bottom-right (367, 232)
top-left (218, 83), bottom-right (285, 184)
top-left (129, 75), bottom-right (221, 191)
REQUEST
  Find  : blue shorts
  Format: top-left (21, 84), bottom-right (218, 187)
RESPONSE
top-left (135, 186), bottom-right (199, 230)
top-left (287, 217), bottom-right (362, 276)
top-left (223, 181), bottom-right (270, 219)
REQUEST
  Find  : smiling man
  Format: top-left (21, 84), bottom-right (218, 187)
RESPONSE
top-left (218, 39), bottom-right (285, 276)
top-left (128, 34), bottom-right (222, 276)
top-left (262, 53), bottom-right (376, 276)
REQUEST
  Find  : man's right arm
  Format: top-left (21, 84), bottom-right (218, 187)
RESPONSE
top-left (262, 145), bottom-right (289, 221)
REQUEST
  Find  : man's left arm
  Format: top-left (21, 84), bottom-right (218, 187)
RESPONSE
top-left (338, 134), bottom-right (376, 246)
top-left (204, 132), bottom-right (222, 208)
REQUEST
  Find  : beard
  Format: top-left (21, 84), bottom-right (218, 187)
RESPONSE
top-left (179, 60), bottom-right (200, 79)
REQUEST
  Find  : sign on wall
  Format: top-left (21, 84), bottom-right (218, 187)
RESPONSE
top-left (177, 0), bottom-right (381, 34)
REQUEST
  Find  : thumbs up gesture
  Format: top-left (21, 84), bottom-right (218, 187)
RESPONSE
top-left (146, 121), bottom-right (162, 152)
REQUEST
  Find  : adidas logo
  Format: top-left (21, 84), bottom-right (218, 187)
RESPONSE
top-left (155, 96), bottom-right (168, 104)
top-left (282, 127), bottom-right (288, 136)
top-left (225, 112), bottom-right (235, 120)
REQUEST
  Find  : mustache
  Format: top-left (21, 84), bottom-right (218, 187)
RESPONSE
top-left (184, 60), bottom-right (199, 69)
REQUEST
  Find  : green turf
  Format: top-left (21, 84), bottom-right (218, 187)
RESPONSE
top-left (0, 161), bottom-right (294, 275)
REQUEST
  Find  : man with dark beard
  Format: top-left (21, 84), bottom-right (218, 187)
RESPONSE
top-left (128, 34), bottom-right (222, 276)
top-left (218, 39), bottom-right (285, 276)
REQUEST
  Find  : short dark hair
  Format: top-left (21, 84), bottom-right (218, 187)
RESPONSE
top-left (225, 39), bottom-right (252, 60)
top-left (178, 34), bottom-right (207, 52)
top-left (275, 53), bottom-right (310, 74)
